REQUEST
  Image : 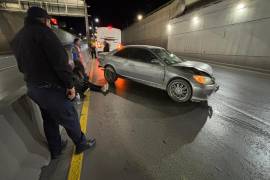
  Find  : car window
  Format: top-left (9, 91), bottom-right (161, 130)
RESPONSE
top-left (129, 48), bottom-right (156, 63)
top-left (114, 48), bottom-right (131, 58)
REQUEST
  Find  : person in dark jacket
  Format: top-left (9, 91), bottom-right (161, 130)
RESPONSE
top-left (90, 39), bottom-right (97, 59)
top-left (10, 7), bottom-right (95, 159)
top-left (103, 40), bottom-right (110, 52)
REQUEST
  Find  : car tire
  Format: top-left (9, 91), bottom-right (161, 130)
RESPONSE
top-left (167, 78), bottom-right (192, 103)
top-left (104, 66), bottom-right (118, 84)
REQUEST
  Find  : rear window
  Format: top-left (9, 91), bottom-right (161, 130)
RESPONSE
top-left (128, 48), bottom-right (156, 63)
top-left (114, 48), bottom-right (130, 58)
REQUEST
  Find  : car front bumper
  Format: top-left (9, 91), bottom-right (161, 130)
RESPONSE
top-left (191, 83), bottom-right (219, 101)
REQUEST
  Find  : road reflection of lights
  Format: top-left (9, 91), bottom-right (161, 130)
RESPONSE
top-left (89, 60), bottom-right (107, 85)
top-left (114, 79), bottom-right (128, 96)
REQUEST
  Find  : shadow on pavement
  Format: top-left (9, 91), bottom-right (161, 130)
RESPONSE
top-left (110, 78), bottom-right (212, 117)
top-left (106, 78), bottom-right (213, 164)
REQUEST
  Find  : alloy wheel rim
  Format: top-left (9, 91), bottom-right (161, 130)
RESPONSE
top-left (170, 82), bottom-right (188, 100)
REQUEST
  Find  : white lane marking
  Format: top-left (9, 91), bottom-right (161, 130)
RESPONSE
top-left (0, 65), bottom-right (17, 72)
top-left (216, 99), bottom-right (270, 127)
top-left (0, 56), bottom-right (11, 60)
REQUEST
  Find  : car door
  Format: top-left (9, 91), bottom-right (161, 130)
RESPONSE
top-left (126, 48), bottom-right (165, 86)
top-left (111, 48), bottom-right (132, 76)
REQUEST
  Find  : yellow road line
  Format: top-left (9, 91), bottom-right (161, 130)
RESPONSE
top-left (68, 92), bottom-right (90, 180)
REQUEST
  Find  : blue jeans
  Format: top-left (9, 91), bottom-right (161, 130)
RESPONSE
top-left (27, 84), bottom-right (87, 155)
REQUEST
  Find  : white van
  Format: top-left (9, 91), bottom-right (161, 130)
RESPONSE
top-left (96, 27), bottom-right (121, 52)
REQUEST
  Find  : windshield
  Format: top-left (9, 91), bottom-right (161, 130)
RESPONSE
top-left (151, 48), bottom-right (183, 65)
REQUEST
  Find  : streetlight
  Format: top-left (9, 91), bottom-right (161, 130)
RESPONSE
top-left (236, 2), bottom-right (246, 9)
top-left (167, 24), bottom-right (172, 32)
top-left (137, 14), bottom-right (143, 21)
top-left (192, 16), bottom-right (200, 25)
top-left (94, 18), bottom-right (99, 23)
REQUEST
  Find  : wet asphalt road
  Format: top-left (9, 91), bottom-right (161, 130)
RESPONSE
top-left (81, 60), bottom-right (270, 180)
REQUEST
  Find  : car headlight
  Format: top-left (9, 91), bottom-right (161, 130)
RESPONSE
top-left (193, 75), bottom-right (213, 85)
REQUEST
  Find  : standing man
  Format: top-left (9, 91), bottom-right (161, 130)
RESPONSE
top-left (103, 40), bottom-right (110, 52)
top-left (11, 7), bottom-right (96, 159)
top-left (90, 38), bottom-right (97, 59)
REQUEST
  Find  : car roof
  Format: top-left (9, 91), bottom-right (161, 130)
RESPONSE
top-left (124, 45), bottom-right (164, 50)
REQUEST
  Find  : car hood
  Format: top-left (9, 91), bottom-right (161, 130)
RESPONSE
top-left (172, 61), bottom-right (213, 76)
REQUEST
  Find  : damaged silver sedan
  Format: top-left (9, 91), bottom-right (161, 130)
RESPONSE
top-left (98, 45), bottom-right (219, 102)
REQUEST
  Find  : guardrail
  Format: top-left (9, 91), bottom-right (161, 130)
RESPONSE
top-left (0, 0), bottom-right (85, 17)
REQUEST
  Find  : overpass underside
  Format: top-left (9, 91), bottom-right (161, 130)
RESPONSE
top-left (0, 0), bottom-right (85, 17)
top-left (0, 0), bottom-right (85, 54)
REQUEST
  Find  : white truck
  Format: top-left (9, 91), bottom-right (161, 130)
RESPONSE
top-left (96, 27), bottom-right (121, 52)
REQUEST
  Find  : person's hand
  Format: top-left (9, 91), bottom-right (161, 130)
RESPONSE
top-left (67, 87), bottom-right (76, 100)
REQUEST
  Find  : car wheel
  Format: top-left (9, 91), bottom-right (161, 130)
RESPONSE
top-left (104, 66), bottom-right (118, 84)
top-left (167, 78), bottom-right (192, 103)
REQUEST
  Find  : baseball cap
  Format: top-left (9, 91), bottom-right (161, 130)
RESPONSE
top-left (27, 6), bottom-right (51, 19)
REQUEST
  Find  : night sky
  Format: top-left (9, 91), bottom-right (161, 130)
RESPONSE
top-left (57, 0), bottom-right (171, 35)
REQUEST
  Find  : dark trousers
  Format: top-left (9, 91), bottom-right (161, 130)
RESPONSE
top-left (90, 48), bottom-right (97, 59)
top-left (27, 85), bottom-right (87, 155)
top-left (88, 81), bottom-right (102, 91)
top-left (75, 78), bottom-right (102, 97)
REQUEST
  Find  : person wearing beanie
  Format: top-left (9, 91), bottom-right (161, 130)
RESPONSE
top-left (10, 7), bottom-right (96, 160)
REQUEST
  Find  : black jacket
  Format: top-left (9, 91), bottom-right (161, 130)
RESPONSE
top-left (11, 17), bottom-right (74, 89)
top-left (103, 42), bottom-right (110, 52)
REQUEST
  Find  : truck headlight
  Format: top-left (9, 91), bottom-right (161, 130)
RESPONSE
top-left (193, 75), bottom-right (213, 85)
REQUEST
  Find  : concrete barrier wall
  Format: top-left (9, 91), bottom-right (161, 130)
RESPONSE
top-left (0, 54), bottom-right (50, 180)
top-left (122, 0), bottom-right (186, 48)
top-left (168, 0), bottom-right (270, 72)
top-left (0, 11), bottom-right (24, 54)
top-left (0, 44), bottom-right (90, 180)
top-left (0, 96), bottom-right (50, 180)
top-left (0, 10), bottom-right (80, 179)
